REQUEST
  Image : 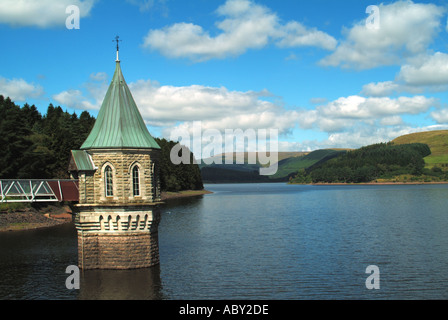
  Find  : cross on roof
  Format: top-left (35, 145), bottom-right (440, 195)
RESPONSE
top-left (114, 36), bottom-right (122, 52)
top-left (113, 36), bottom-right (122, 61)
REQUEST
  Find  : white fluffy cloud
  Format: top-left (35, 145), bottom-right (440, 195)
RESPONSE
top-left (129, 80), bottom-right (299, 135)
top-left (0, 77), bottom-right (44, 101)
top-left (320, 1), bottom-right (445, 69)
top-left (380, 115), bottom-right (403, 126)
top-left (279, 124), bottom-right (448, 151)
top-left (52, 72), bottom-right (108, 110)
top-left (298, 95), bottom-right (437, 133)
top-left (292, 91), bottom-right (448, 149)
top-left (397, 52), bottom-right (448, 86)
top-left (0, 0), bottom-right (96, 28)
top-left (52, 89), bottom-right (97, 110)
top-left (52, 74), bottom-right (445, 151)
top-left (361, 81), bottom-right (401, 97)
top-left (276, 21), bottom-right (337, 51)
top-left (143, 0), bottom-right (336, 61)
top-left (324, 125), bottom-right (442, 149)
top-left (53, 73), bottom-right (300, 135)
top-left (321, 95), bottom-right (434, 119)
top-left (431, 108), bottom-right (448, 124)
top-left (361, 51), bottom-right (448, 97)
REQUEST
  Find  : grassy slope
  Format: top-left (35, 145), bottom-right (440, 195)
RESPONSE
top-left (269, 149), bottom-right (347, 179)
top-left (200, 149), bottom-right (346, 182)
top-left (199, 152), bottom-right (308, 168)
top-left (199, 130), bottom-right (448, 183)
top-left (392, 130), bottom-right (448, 169)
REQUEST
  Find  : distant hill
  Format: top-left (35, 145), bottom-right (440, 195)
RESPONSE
top-left (291, 142), bottom-right (432, 183)
top-left (199, 130), bottom-right (448, 184)
top-left (199, 152), bottom-right (308, 165)
top-left (290, 130), bottom-right (448, 184)
top-left (392, 130), bottom-right (448, 169)
top-left (268, 149), bottom-right (347, 180)
top-left (199, 149), bottom-right (346, 183)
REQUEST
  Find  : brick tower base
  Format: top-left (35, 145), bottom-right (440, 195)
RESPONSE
top-left (73, 204), bottom-right (161, 270)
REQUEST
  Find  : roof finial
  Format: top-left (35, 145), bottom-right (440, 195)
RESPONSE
top-left (113, 36), bottom-right (122, 62)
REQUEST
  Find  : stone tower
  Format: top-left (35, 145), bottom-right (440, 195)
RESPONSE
top-left (69, 46), bottom-right (162, 270)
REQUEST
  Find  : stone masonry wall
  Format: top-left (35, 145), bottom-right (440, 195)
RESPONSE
top-left (77, 172), bottom-right (95, 204)
top-left (74, 204), bottom-right (161, 269)
top-left (77, 231), bottom-right (159, 269)
top-left (77, 149), bottom-right (161, 205)
top-left (74, 148), bottom-right (162, 270)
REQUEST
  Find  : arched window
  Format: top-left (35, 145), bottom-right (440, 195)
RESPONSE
top-left (105, 165), bottom-right (113, 197)
top-left (132, 165), bottom-right (140, 196)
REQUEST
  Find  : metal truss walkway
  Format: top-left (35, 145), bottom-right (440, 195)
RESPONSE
top-left (0, 180), bottom-right (79, 203)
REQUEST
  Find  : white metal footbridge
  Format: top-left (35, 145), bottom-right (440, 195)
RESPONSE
top-left (0, 179), bottom-right (79, 203)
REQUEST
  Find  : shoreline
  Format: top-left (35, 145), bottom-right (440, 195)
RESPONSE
top-left (0, 209), bottom-right (72, 232)
top-left (161, 189), bottom-right (213, 200)
top-left (290, 181), bottom-right (448, 186)
top-left (0, 189), bottom-right (213, 233)
top-left (5, 180), bottom-right (446, 232)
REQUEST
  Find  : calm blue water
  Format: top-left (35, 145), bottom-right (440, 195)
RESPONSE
top-left (1, 183), bottom-right (448, 299)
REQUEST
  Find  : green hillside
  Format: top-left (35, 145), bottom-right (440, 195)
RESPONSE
top-left (392, 130), bottom-right (448, 169)
top-left (269, 149), bottom-right (346, 179)
top-left (291, 143), bottom-right (432, 183)
top-left (198, 152), bottom-right (307, 167)
top-left (290, 130), bottom-right (448, 184)
top-left (199, 153), bottom-right (268, 183)
top-left (199, 149), bottom-right (345, 183)
top-left (199, 130), bottom-right (448, 184)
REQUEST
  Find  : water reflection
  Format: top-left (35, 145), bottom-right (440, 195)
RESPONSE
top-left (161, 194), bottom-right (206, 211)
top-left (79, 265), bottom-right (164, 300)
top-left (74, 196), bottom-right (207, 300)
top-left (1, 184), bottom-right (448, 299)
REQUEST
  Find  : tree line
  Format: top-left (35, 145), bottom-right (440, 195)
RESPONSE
top-left (0, 95), bottom-right (203, 192)
top-left (0, 95), bottom-right (96, 179)
top-left (291, 142), bottom-right (434, 183)
top-left (156, 138), bottom-right (204, 191)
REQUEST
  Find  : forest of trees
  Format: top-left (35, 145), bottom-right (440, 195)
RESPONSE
top-left (0, 95), bottom-right (96, 179)
top-left (291, 142), bottom-right (434, 183)
top-left (0, 95), bottom-right (203, 192)
top-left (156, 138), bottom-right (203, 191)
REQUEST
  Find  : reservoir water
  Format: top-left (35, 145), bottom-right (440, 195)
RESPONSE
top-left (1, 183), bottom-right (447, 300)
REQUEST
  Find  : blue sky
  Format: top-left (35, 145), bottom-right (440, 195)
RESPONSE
top-left (1, 0), bottom-right (448, 152)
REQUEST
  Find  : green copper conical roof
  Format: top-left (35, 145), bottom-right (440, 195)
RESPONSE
top-left (81, 61), bottom-right (160, 150)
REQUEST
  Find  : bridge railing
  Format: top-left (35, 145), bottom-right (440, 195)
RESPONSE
top-left (0, 179), bottom-right (79, 203)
